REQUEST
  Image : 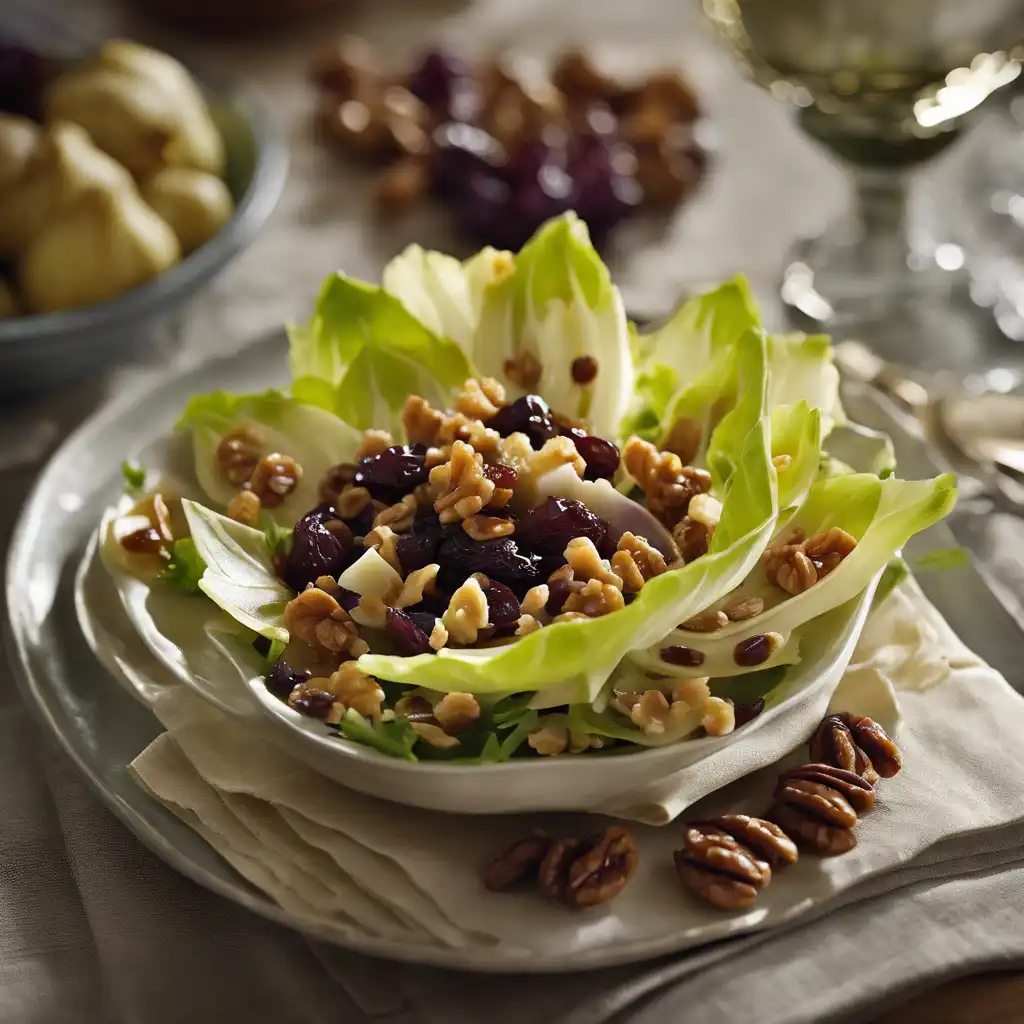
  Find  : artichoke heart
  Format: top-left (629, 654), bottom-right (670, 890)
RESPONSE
top-left (141, 167), bottom-right (233, 254)
top-left (18, 186), bottom-right (181, 314)
top-left (0, 121), bottom-right (134, 258)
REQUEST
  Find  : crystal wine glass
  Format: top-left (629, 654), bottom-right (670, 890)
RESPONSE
top-left (705, 0), bottom-right (1024, 368)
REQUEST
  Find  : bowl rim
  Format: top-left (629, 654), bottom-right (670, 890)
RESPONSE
top-left (0, 75), bottom-right (288, 343)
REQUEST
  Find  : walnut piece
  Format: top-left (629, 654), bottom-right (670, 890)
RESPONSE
top-left (687, 493), bottom-right (722, 530)
top-left (503, 349), bottom-right (542, 390)
top-left (483, 830), bottom-right (552, 891)
top-left (394, 564), bottom-right (439, 609)
top-left (402, 395), bottom-right (446, 445)
top-left (215, 427), bottom-right (262, 485)
top-left (629, 689), bottom-right (671, 735)
top-left (412, 722), bottom-right (460, 749)
top-left (673, 517), bottom-right (710, 563)
top-left (611, 532), bottom-right (668, 593)
top-left (531, 436), bottom-right (586, 480)
top-left (326, 662), bottom-right (385, 718)
top-left (564, 536), bottom-right (623, 588)
top-left (249, 453), bottom-right (303, 509)
top-left (671, 677), bottom-right (711, 707)
top-left (521, 585), bottom-right (549, 618)
top-left (562, 579), bottom-right (625, 617)
top-left (283, 586), bottom-right (367, 656)
top-left (455, 376), bottom-right (506, 420)
top-left (528, 719), bottom-right (569, 756)
top-left (722, 594), bottom-right (764, 621)
top-left (765, 527), bottom-right (857, 595)
top-left (701, 696), bottom-right (735, 736)
top-left (622, 437), bottom-right (711, 526)
top-left (428, 618), bottom-right (449, 650)
top-left (226, 489), bottom-right (261, 527)
top-left (462, 514), bottom-right (515, 541)
top-left (355, 429), bottom-right (394, 461)
top-left (433, 692), bottom-right (481, 734)
top-left (115, 492), bottom-right (175, 568)
top-left (364, 525), bottom-right (402, 572)
top-left (441, 575), bottom-right (490, 644)
top-left (430, 440), bottom-right (495, 524)
top-left (373, 494), bottom-right (418, 533)
top-left (335, 485), bottom-right (372, 519)
top-left (516, 614), bottom-right (542, 635)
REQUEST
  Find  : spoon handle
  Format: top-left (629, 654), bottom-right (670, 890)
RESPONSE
top-left (833, 341), bottom-right (932, 414)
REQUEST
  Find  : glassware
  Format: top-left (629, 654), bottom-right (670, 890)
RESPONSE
top-left (705, 0), bottom-right (1024, 368)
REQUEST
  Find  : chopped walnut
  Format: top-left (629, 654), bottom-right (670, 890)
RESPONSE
top-left (364, 525), bottom-right (402, 572)
top-left (612, 532), bottom-right (668, 593)
top-left (773, 454), bottom-right (792, 471)
top-left (622, 437), bottom-right (711, 526)
top-left (395, 564), bottom-right (439, 608)
top-left (687, 493), bottom-right (722, 531)
top-left (568, 730), bottom-right (604, 753)
top-left (702, 696), bottom-right (736, 736)
top-left (114, 493), bottom-right (175, 568)
top-left (504, 349), bottom-right (542, 391)
top-left (497, 432), bottom-right (535, 474)
top-left (562, 579), bottom-right (626, 617)
top-left (433, 692), bottom-right (481, 733)
top-left (373, 494), bottom-right (418, 533)
top-left (610, 691), bottom-right (642, 715)
top-left (765, 545), bottom-right (817, 595)
top-left (318, 463), bottom-right (357, 505)
top-left (462, 514), bottom-right (515, 541)
top-left (216, 427), bottom-right (263, 485)
top-left (671, 677), bottom-right (711, 707)
top-left (442, 576), bottom-right (490, 644)
top-left (352, 594), bottom-right (389, 629)
top-left (516, 614), bottom-right (542, 635)
top-left (722, 595), bottom-right (764, 621)
top-left (521, 585), bottom-right (549, 618)
top-left (456, 377), bottom-right (506, 420)
top-left (663, 417), bottom-right (701, 464)
top-left (804, 527), bottom-right (858, 572)
top-left (673, 517), bottom-right (711, 563)
top-left (413, 482), bottom-right (438, 506)
top-left (680, 608), bottom-right (729, 632)
top-left (425, 445), bottom-right (451, 469)
top-left (430, 440), bottom-right (495, 524)
top-left (355, 429), bottom-right (394, 461)
top-left (249, 454), bottom-right (302, 509)
top-left (630, 689), bottom-right (671, 735)
top-left (564, 536), bottom-right (623, 588)
top-left (284, 586), bottom-right (366, 655)
top-left (226, 489), bottom-right (261, 527)
top-left (531, 436), bottom-right (586, 480)
top-left (402, 395), bottom-right (446, 445)
top-left (335, 485), bottom-right (373, 519)
top-left (326, 662), bottom-right (385, 719)
top-left (429, 618), bottom-right (449, 650)
top-left (528, 718), bottom-right (568, 756)
top-left (412, 722), bottom-right (461, 749)
top-left (552, 611), bottom-right (589, 623)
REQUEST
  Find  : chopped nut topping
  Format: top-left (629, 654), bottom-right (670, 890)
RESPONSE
top-left (326, 662), bottom-right (385, 719)
top-left (284, 586), bottom-right (366, 655)
top-left (216, 427), bottom-right (263, 485)
top-left (412, 482), bottom-right (438, 506)
top-left (412, 722), bottom-right (461, 748)
top-left (630, 689), bottom-right (671, 735)
top-left (804, 527), bottom-right (857, 571)
top-left (612, 532), bottom-right (668, 592)
top-left (497, 432), bottom-right (535, 474)
top-left (395, 564), bottom-right (439, 609)
top-left (352, 594), bottom-right (389, 629)
top-left (531, 435), bottom-right (586, 480)
top-left (662, 417), bottom-right (701, 464)
top-left (115, 492), bottom-right (175, 567)
top-left (564, 536), bottom-right (623, 588)
top-left (442, 575), bottom-right (490, 644)
top-left (430, 440), bottom-right (495, 524)
top-left (610, 691), bottom-right (642, 715)
top-left (433, 692), bottom-right (481, 733)
top-left (622, 437), bottom-right (711, 525)
top-left (402, 395), bottom-right (446, 446)
top-left (462, 514), bottom-right (515, 541)
top-left (552, 611), bottom-right (589, 623)
top-left (456, 377), bottom-right (506, 420)
top-left (429, 618), bottom-right (449, 650)
top-left (773, 454), bottom-right (792, 471)
top-left (364, 525), bottom-right (402, 572)
top-left (687, 493), bottom-right (722, 530)
top-left (516, 613), bottom-right (542, 635)
top-left (318, 463), bottom-right (357, 505)
top-left (373, 493), bottom-right (418, 533)
top-left (521, 584), bottom-right (550, 618)
top-left (765, 527), bottom-right (857, 595)
top-left (528, 719), bottom-right (568, 756)
top-left (680, 608), bottom-right (729, 632)
top-left (569, 729), bottom-right (603, 753)
top-left (562, 579), bottom-right (625, 617)
top-left (355, 429), bottom-right (395, 461)
top-left (335, 485), bottom-right (373, 519)
top-left (504, 349), bottom-right (542, 391)
top-left (722, 594), bottom-right (764, 621)
top-left (226, 489), bottom-right (261, 527)
top-left (673, 517), bottom-right (710, 563)
top-left (249, 454), bottom-right (302, 509)
top-left (702, 696), bottom-right (736, 736)
top-left (671, 677), bottom-right (711, 707)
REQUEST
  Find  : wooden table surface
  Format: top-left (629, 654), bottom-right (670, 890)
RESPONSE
top-left (874, 973), bottom-right (1024, 1023)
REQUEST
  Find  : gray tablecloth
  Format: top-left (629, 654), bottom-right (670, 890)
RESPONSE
top-left (3, 0), bottom-right (1024, 1021)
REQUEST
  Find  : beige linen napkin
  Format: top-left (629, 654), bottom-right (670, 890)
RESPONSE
top-left (125, 580), bottom-right (1024, 960)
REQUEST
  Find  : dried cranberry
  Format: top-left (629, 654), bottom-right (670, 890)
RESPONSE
top-left (575, 435), bottom-right (620, 481)
top-left (733, 698), bottom-right (766, 728)
top-left (432, 122), bottom-right (506, 198)
top-left (396, 515), bottom-right (443, 574)
top-left (486, 395), bottom-right (559, 449)
top-left (283, 506), bottom-right (353, 593)
top-left (571, 356), bottom-right (598, 384)
top-left (353, 444), bottom-right (429, 505)
top-left (291, 688), bottom-right (336, 719)
top-left (408, 610), bottom-right (439, 636)
top-left (437, 528), bottom-right (542, 594)
top-left (407, 48), bottom-right (468, 110)
top-left (484, 463), bottom-right (518, 490)
top-left (482, 579), bottom-right (521, 631)
top-left (734, 634), bottom-right (774, 667)
top-left (660, 645), bottom-right (705, 667)
top-left (546, 578), bottom-right (575, 615)
top-left (385, 607), bottom-right (433, 656)
top-left (264, 660), bottom-right (311, 702)
top-left (516, 497), bottom-right (608, 558)
top-left (336, 587), bottom-right (361, 612)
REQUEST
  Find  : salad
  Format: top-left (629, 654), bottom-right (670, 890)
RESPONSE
top-left (105, 213), bottom-right (955, 763)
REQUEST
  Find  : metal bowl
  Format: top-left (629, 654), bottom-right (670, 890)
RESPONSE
top-left (0, 80), bottom-right (288, 398)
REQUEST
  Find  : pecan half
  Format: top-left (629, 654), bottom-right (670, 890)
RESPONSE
top-left (673, 825), bottom-right (771, 910)
top-left (778, 763), bottom-right (875, 813)
top-left (250, 453), bottom-right (302, 508)
top-left (768, 777), bottom-right (857, 857)
top-left (565, 827), bottom-right (638, 908)
top-left (483, 830), bottom-right (552, 891)
top-left (810, 713), bottom-right (879, 784)
top-left (538, 837), bottom-right (585, 899)
top-left (698, 814), bottom-right (798, 869)
top-left (838, 712), bottom-right (902, 779)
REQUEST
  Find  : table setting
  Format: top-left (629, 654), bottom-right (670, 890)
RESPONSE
top-left (2, 1), bottom-right (1024, 1023)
